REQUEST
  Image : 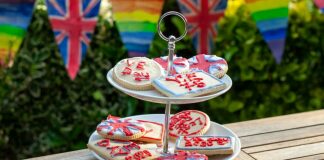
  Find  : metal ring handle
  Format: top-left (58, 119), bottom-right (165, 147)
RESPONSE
top-left (157, 11), bottom-right (187, 42)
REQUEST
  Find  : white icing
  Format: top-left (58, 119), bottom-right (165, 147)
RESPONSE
top-left (176, 136), bottom-right (235, 150)
top-left (161, 56), bottom-right (168, 61)
top-left (170, 111), bottom-right (209, 137)
top-left (189, 54), bottom-right (228, 78)
top-left (204, 54), bottom-right (223, 62)
top-left (97, 119), bottom-right (146, 137)
top-left (114, 57), bottom-right (163, 87)
top-left (209, 63), bottom-right (228, 77)
top-left (88, 139), bottom-right (161, 160)
top-left (138, 121), bottom-right (163, 141)
top-left (152, 71), bottom-right (225, 97)
top-left (188, 56), bottom-right (198, 65)
top-left (158, 56), bottom-right (190, 74)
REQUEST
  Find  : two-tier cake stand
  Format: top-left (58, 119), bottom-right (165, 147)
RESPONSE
top-left (90, 11), bottom-right (241, 160)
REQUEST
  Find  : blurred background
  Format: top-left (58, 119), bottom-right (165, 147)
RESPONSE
top-left (0, 0), bottom-right (323, 159)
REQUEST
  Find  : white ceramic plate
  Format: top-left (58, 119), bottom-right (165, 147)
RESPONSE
top-left (107, 69), bottom-right (232, 104)
top-left (88, 114), bottom-right (241, 160)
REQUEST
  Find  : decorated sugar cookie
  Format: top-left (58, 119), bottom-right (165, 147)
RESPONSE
top-left (188, 54), bottom-right (228, 78)
top-left (113, 57), bottom-right (163, 90)
top-left (137, 120), bottom-right (164, 144)
top-left (87, 138), bottom-right (161, 160)
top-left (152, 70), bottom-right (226, 97)
top-left (154, 56), bottom-right (190, 75)
top-left (96, 118), bottom-right (147, 140)
top-left (157, 151), bottom-right (208, 160)
top-left (169, 110), bottom-right (210, 139)
top-left (175, 136), bottom-right (235, 155)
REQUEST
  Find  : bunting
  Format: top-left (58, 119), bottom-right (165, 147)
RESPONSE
top-left (0, 0), bottom-right (35, 68)
top-left (177, 0), bottom-right (228, 54)
top-left (46, 0), bottom-right (101, 80)
top-left (110, 0), bottom-right (164, 57)
top-left (314, 0), bottom-right (324, 13)
top-left (246, 0), bottom-right (289, 63)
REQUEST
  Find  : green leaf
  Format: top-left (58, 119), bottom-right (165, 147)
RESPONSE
top-left (228, 101), bottom-right (244, 113)
top-left (93, 90), bottom-right (104, 101)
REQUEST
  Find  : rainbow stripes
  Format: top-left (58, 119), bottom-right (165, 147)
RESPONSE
top-left (314, 0), bottom-right (324, 13)
top-left (111, 0), bottom-right (164, 57)
top-left (0, 1), bottom-right (35, 67)
top-left (246, 0), bottom-right (289, 63)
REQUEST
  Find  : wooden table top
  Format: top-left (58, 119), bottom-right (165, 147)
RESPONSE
top-left (27, 110), bottom-right (324, 160)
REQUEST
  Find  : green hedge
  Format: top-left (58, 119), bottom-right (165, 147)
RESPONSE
top-left (0, 2), bottom-right (323, 159)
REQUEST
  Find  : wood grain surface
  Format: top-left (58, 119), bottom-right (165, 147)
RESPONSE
top-left (26, 110), bottom-right (324, 160)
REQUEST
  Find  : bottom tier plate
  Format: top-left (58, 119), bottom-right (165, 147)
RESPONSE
top-left (88, 114), bottom-right (241, 160)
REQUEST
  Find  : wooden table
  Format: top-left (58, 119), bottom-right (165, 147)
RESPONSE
top-left (28, 110), bottom-right (324, 160)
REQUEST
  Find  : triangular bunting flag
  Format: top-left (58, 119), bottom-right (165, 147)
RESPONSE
top-left (0, 0), bottom-right (35, 68)
top-left (314, 0), bottom-right (324, 13)
top-left (46, 0), bottom-right (101, 80)
top-left (246, 0), bottom-right (289, 63)
top-left (177, 0), bottom-right (228, 54)
top-left (111, 0), bottom-right (164, 57)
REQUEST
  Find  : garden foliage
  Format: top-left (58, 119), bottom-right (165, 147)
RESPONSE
top-left (0, 2), bottom-right (323, 159)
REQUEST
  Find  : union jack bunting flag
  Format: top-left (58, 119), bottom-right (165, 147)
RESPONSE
top-left (177, 0), bottom-right (228, 54)
top-left (46, 0), bottom-right (101, 79)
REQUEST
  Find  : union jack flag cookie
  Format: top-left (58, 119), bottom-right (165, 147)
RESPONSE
top-left (188, 54), bottom-right (228, 78)
top-left (96, 118), bottom-right (147, 140)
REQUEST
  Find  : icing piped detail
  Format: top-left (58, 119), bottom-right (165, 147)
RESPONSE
top-left (97, 118), bottom-right (146, 137)
top-left (154, 56), bottom-right (190, 75)
top-left (188, 54), bottom-right (228, 78)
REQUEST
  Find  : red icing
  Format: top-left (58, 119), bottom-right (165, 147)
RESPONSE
top-left (109, 142), bottom-right (141, 157)
top-left (165, 77), bottom-right (181, 83)
top-left (134, 72), bottom-right (150, 81)
top-left (136, 61), bottom-right (146, 70)
top-left (97, 119), bottom-right (145, 136)
top-left (97, 139), bottom-right (111, 148)
top-left (96, 139), bottom-right (131, 149)
top-left (169, 110), bottom-right (208, 138)
top-left (173, 58), bottom-right (186, 66)
top-left (120, 60), bottom-right (151, 81)
top-left (96, 139), bottom-right (153, 159)
top-left (122, 67), bottom-right (132, 75)
top-left (183, 136), bottom-right (230, 147)
top-left (154, 57), bottom-right (188, 75)
top-left (165, 73), bottom-right (206, 91)
top-left (126, 59), bottom-right (134, 66)
top-left (189, 54), bottom-right (227, 73)
top-left (125, 150), bottom-right (152, 160)
top-left (110, 146), bottom-right (130, 156)
top-left (137, 120), bottom-right (164, 141)
top-left (157, 151), bottom-right (207, 160)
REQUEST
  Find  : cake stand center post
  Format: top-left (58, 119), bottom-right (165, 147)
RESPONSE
top-left (157, 11), bottom-right (187, 153)
top-left (163, 101), bottom-right (171, 153)
top-left (166, 35), bottom-right (176, 75)
top-left (162, 35), bottom-right (176, 153)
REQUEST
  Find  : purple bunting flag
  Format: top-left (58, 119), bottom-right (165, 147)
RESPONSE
top-left (246, 0), bottom-right (289, 63)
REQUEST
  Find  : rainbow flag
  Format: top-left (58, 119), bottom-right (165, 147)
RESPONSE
top-left (0, 0), bottom-right (35, 67)
top-left (314, 0), bottom-right (324, 13)
top-left (111, 0), bottom-right (164, 57)
top-left (246, 0), bottom-right (289, 63)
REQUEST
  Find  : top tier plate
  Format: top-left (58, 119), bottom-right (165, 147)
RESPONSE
top-left (107, 69), bottom-right (232, 104)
